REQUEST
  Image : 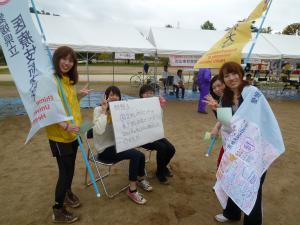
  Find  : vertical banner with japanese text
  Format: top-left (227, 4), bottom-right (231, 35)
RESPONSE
top-left (0, 0), bottom-right (72, 143)
top-left (194, 0), bottom-right (269, 69)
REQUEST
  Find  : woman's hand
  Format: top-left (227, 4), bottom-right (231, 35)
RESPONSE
top-left (59, 122), bottom-right (80, 134)
top-left (79, 84), bottom-right (94, 98)
top-left (101, 99), bottom-right (109, 114)
top-left (203, 95), bottom-right (219, 111)
top-left (210, 126), bottom-right (219, 138)
top-left (159, 96), bottom-right (166, 107)
top-left (67, 124), bottom-right (80, 133)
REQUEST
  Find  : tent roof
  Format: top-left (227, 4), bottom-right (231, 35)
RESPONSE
top-left (261, 33), bottom-right (300, 59)
top-left (147, 27), bottom-right (300, 59)
top-left (32, 15), bottom-right (155, 54)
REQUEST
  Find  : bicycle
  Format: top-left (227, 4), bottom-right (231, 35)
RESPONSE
top-left (130, 71), bottom-right (163, 92)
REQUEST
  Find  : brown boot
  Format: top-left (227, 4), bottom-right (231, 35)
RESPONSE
top-left (64, 190), bottom-right (80, 208)
top-left (52, 206), bottom-right (78, 223)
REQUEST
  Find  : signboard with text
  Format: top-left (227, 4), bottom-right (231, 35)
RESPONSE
top-left (109, 97), bottom-right (164, 153)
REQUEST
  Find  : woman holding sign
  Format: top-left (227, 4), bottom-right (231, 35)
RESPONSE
top-left (204, 61), bottom-right (284, 225)
top-left (46, 46), bottom-right (92, 223)
top-left (139, 84), bottom-right (176, 184)
top-left (93, 86), bottom-right (153, 205)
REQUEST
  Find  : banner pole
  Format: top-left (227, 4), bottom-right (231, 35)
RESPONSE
top-left (30, 0), bottom-right (100, 197)
top-left (244, 0), bottom-right (273, 65)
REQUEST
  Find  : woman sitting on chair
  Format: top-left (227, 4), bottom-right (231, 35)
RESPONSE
top-left (139, 84), bottom-right (176, 184)
top-left (93, 86), bottom-right (152, 205)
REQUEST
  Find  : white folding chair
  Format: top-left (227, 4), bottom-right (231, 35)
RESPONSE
top-left (84, 129), bottom-right (129, 198)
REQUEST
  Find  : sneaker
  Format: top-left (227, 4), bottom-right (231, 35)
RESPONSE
top-left (64, 190), bottom-right (80, 208)
top-left (215, 214), bottom-right (229, 223)
top-left (156, 172), bottom-right (169, 184)
top-left (164, 167), bottom-right (173, 177)
top-left (127, 189), bottom-right (147, 205)
top-left (138, 179), bottom-right (153, 192)
top-left (52, 206), bottom-right (78, 223)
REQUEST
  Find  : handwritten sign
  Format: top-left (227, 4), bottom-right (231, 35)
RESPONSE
top-left (109, 97), bottom-right (164, 153)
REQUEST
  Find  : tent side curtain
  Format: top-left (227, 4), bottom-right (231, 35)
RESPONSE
top-left (32, 15), bottom-right (155, 54)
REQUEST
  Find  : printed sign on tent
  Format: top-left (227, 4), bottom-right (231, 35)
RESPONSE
top-left (109, 97), bottom-right (164, 153)
top-left (169, 55), bottom-right (200, 67)
top-left (115, 52), bottom-right (135, 60)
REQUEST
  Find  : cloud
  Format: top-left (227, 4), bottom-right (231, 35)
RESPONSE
top-left (34, 0), bottom-right (299, 32)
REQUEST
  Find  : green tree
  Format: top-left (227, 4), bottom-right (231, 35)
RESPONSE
top-left (165, 24), bottom-right (173, 28)
top-left (282, 23), bottom-right (300, 35)
top-left (201, 20), bottom-right (216, 30)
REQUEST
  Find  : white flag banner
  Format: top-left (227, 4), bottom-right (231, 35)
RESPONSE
top-left (109, 97), bottom-right (164, 153)
top-left (0, 0), bottom-right (72, 143)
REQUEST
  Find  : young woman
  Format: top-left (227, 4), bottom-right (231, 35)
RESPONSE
top-left (139, 84), bottom-right (176, 184)
top-left (46, 46), bottom-right (91, 223)
top-left (93, 86), bottom-right (152, 205)
top-left (205, 61), bottom-right (277, 225)
top-left (205, 75), bottom-right (225, 167)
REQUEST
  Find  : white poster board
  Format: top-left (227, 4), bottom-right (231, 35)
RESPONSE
top-left (115, 52), bottom-right (135, 60)
top-left (109, 97), bottom-right (164, 153)
top-left (0, 0), bottom-right (71, 143)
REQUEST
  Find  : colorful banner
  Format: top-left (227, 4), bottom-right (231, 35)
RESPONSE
top-left (215, 86), bottom-right (284, 215)
top-left (0, 0), bottom-right (71, 143)
top-left (169, 55), bottom-right (200, 67)
top-left (194, 0), bottom-right (269, 69)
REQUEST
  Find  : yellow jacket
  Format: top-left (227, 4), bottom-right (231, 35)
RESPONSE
top-left (46, 75), bottom-right (82, 143)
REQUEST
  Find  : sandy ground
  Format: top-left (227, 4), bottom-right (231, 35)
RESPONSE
top-left (0, 82), bottom-right (299, 225)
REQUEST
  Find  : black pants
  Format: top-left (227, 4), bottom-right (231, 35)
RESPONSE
top-left (174, 85), bottom-right (185, 98)
top-left (141, 138), bottom-right (175, 175)
top-left (223, 172), bottom-right (267, 225)
top-left (49, 140), bottom-right (78, 209)
top-left (98, 146), bottom-right (145, 181)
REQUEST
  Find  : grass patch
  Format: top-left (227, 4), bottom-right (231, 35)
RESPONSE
top-left (0, 68), bottom-right (10, 74)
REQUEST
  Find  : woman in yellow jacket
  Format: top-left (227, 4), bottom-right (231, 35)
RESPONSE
top-left (46, 46), bottom-right (90, 223)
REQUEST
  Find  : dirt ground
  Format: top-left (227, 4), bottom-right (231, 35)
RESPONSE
top-left (0, 82), bottom-right (299, 225)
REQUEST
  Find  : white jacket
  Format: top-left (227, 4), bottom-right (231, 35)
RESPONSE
top-left (93, 106), bottom-right (115, 154)
top-left (173, 74), bottom-right (185, 85)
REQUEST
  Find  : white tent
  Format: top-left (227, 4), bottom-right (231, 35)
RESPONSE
top-left (147, 27), bottom-right (294, 59)
top-left (32, 15), bottom-right (155, 54)
top-left (261, 33), bottom-right (300, 59)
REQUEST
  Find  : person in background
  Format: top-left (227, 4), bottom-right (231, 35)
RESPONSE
top-left (143, 63), bottom-right (149, 75)
top-left (173, 69), bottom-right (185, 99)
top-left (192, 71), bottom-right (198, 92)
top-left (197, 68), bottom-right (211, 113)
top-left (160, 65), bottom-right (172, 94)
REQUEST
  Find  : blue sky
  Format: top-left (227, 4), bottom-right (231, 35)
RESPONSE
top-left (34, 0), bottom-right (299, 33)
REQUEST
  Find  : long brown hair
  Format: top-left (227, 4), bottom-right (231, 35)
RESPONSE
top-left (52, 46), bottom-right (78, 85)
top-left (218, 61), bottom-right (249, 106)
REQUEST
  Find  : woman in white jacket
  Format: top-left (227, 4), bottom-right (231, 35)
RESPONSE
top-left (93, 86), bottom-right (152, 205)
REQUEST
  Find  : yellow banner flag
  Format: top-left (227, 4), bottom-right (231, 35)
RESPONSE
top-left (194, 0), bottom-right (269, 69)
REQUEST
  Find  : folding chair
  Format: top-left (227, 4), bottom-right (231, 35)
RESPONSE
top-left (134, 147), bottom-right (153, 177)
top-left (84, 129), bottom-right (129, 198)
